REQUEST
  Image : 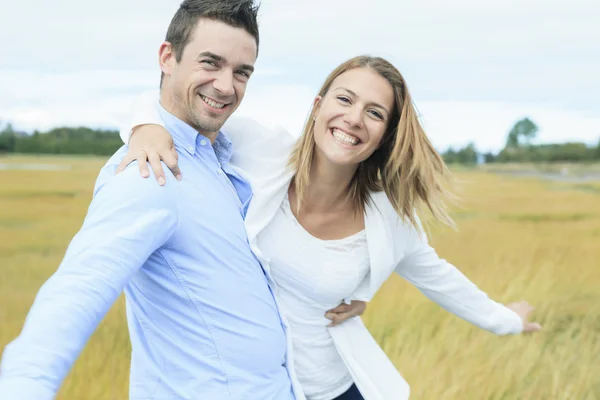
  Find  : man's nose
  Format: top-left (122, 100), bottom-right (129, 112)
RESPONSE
top-left (212, 70), bottom-right (235, 97)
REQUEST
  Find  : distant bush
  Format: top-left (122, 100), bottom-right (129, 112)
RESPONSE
top-left (0, 125), bottom-right (122, 156)
top-left (442, 117), bottom-right (600, 165)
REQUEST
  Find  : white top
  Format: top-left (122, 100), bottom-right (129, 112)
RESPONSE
top-left (258, 194), bottom-right (370, 400)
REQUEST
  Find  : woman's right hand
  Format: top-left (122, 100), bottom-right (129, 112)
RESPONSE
top-left (116, 124), bottom-right (181, 185)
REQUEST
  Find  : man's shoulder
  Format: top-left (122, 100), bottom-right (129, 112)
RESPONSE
top-left (92, 146), bottom-right (179, 211)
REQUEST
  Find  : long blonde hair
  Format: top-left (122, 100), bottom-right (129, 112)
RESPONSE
top-left (288, 55), bottom-right (456, 231)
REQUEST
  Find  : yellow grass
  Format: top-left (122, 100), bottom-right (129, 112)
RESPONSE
top-left (1, 155), bottom-right (599, 399)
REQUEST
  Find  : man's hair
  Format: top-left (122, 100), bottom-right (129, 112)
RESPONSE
top-left (161, 0), bottom-right (260, 84)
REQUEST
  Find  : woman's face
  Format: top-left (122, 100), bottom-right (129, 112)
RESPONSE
top-left (312, 67), bottom-right (395, 168)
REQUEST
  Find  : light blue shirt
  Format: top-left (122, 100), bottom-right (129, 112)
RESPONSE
top-left (0, 104), bottom-right (295, 400)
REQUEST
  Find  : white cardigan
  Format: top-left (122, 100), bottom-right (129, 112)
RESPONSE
top-left (121, 93), bottom-right (523, 400)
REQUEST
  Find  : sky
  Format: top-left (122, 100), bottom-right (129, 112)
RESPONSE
top-left (0, 0), bottom-right (598, 152)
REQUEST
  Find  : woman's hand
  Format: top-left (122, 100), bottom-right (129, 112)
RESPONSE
top-left (506, 301), bottom-right (542, 333)
top-left (325, 301), bottom-right (367, 327)
top-left (116, 124), bottom-right (181, 185)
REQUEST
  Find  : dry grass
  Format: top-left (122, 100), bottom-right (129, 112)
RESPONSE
top-left (1, 155), bottom-right (599, 399)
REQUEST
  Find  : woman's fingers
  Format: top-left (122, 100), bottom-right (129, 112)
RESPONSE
top-left (136, 151), bottom-right (151, 178)
top-left (116, 154), bottom-right (135, 174)
top-left (506, 301), bottom-right (542, 333)
top-left (147, 152), bottom-right (166, 185)
top-left (163, 148), bottom-right (182, 181)
top-left (523, 322), bottom-right (542, 333)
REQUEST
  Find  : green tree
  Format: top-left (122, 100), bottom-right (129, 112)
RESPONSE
top-left (0, 123), bottom-right (16, 152)
top-left (506, 118), bottom-right (538, 148)
top-left (442, 142), bottom-right (478, 165)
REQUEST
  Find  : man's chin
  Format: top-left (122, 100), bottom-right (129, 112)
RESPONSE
top-left (191, 116), bottom-right (227, 135)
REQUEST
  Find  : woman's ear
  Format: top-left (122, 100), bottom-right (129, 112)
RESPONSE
top-left (312, 96), bottom-right (323, 120)
top-left (313, 95), bottom-right (322, 108)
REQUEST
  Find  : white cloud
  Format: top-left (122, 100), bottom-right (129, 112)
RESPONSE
top-left (0, 0), bottom-right (598, 151)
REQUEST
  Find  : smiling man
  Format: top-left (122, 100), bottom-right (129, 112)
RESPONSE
top-left (0, 2), bottom-right (300, 399)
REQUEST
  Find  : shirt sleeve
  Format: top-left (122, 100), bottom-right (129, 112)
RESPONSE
top-left (394, 219), bottom-right (523, 336)
top-left (0, 165), bottom-right (179, 399)
top-left (119, 90), bottom-right (164, 144)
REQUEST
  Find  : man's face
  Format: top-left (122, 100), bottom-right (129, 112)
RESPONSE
top-left (160, 19), bottom-right (257, 136)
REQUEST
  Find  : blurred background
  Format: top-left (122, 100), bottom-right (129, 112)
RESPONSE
top-left (1, 1), bottom-right (599, 399)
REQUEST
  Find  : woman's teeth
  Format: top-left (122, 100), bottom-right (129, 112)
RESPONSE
top-left (331, 128), bottom-right (359, 146)
top-left (200, 95), bottom-right (226, 109)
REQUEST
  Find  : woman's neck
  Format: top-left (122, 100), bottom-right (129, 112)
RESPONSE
top-left (294, 151), bottom-right (358, 213)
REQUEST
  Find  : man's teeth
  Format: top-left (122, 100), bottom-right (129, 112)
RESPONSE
top-left (200, 95), bottom-right (226, 109)
top-left (331, 128), bottom-right (359, 146)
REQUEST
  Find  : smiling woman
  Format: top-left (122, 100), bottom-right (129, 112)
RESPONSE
top-left (289, 56), bottom-right (453, 229)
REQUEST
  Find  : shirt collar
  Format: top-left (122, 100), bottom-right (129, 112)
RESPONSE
top-left (156, 102), bottom-right (233, 164)
top-left (213, 131), bottom-right (233, 165)
top-left (156, 102), bottom-right (200, 156)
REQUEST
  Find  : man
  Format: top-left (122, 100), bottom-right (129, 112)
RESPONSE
top-left (0, 1), bottom-right (300, 399)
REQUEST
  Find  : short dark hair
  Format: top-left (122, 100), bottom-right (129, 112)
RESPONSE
top-left (167, 0), bottom-right (260, 62)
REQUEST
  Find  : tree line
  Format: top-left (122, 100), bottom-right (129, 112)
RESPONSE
top-left (1, 118), bottom-right (599, 163)
top-left (0, 123), bottom-right (122, 156)
top-left (442, 118), bottom-right (600, 165)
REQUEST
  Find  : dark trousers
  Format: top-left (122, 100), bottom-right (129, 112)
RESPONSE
top-left (333, 384), bottom-right (365, 400)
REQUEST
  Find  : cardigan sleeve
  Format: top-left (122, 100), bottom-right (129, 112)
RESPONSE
top-left (394, 218), bottom-right (523, 335)
top-left (118, 91), bottom-right (296, 175)
top-left (119, 90), bottom-right (163, 144)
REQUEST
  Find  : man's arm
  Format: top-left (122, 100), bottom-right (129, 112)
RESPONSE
top-left (0, 164), bottom-right (178, 399)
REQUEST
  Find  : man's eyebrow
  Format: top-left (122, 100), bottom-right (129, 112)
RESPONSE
top-left (197, 51), bottom-right (224, 62)
top-left (333, 87), bottom-right (390, 115)
top-left (197, 51), bottom-right (254, 73)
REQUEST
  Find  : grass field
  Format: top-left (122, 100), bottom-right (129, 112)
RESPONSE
top-left (1, 154), bottom-right (599, 399)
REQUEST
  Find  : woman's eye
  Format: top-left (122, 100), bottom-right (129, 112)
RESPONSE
top-left (337, 96), bottom-right (351, 103)
top-left (370, 110), bottom-right (384, 120)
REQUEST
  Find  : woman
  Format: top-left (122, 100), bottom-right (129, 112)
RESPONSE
top-left (117, 56), bottom-right (541, 400)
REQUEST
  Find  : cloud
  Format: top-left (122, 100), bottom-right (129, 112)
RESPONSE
top-left (0, 0), bottom-right (598, 150)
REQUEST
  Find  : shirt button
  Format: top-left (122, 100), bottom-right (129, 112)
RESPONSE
top-left (200, 139), bottom-right (207, 146)
top-left (187, 146), bottom-right (194, 152)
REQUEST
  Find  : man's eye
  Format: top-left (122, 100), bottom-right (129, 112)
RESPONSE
top-left (202, 60), bottom-right (217, 67)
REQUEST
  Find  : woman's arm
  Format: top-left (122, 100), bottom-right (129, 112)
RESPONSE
top-left (116, 90), bottom-right (179, 185)
top-left (395, 222), bottom-right (541, 335)
top-left (116, 91), bottom-right (297, 185)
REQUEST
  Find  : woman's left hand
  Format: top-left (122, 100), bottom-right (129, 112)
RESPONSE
top-left (325, 301), bottom-right (367, 327)
top-left (506, 301), bottom-right (542, 333)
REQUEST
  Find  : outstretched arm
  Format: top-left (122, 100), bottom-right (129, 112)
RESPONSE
top-left (396, 224), bottom-right (541, 335)
top-left (0, 165), bottom-right (178, 399)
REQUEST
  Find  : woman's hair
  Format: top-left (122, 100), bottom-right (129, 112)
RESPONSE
top-left (288, 55), bottom-right (456, 231)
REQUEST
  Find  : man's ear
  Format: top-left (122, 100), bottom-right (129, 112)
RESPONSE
top-left (159, 41), bottom-right (175, 77)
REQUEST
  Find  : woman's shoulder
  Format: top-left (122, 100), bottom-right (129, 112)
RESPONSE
top-left (369, 191), bottom-right (422, 242)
